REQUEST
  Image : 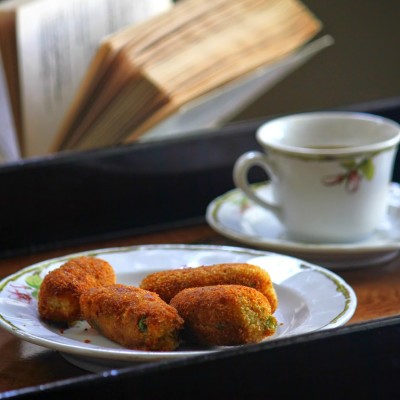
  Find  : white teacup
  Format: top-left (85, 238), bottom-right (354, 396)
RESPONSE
top-left (233, 111), bottom-right (400, 243)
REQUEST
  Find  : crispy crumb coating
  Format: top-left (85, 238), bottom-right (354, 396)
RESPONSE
top-left (80, 284), bottom-right (184, 351)
top-left (140, 263), bottom-right (278, 312)
top-left (38, 256), bottom-right (116, 323)
top-left (170, 285), bottom-right (277, 346)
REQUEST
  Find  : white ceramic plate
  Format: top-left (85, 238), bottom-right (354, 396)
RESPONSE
top-left (206, 182), bottom-right (400, 269)
top-left (0, 244), bottom-right (356, 372)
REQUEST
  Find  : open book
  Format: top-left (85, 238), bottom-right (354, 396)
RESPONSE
top-left (0, 0), bottom-right (326, 161)
top-left (0, 0), bottom-right (172, 161)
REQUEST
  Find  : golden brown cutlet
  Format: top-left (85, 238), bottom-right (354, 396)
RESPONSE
top-left (80, 284), bottom-right (184, 351)
top-left (140, 263), bottom-right (278, 312)
top-left (38, 256), bottom-right (116, 323)
top-left (170, 284), bottom-right (278, 346)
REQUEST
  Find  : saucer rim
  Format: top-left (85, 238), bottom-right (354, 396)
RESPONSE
top-left (206, 181), bottom-right (400, 256)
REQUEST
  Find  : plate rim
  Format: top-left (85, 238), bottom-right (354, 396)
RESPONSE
top-left (0, 244), bottom-right (356, 363)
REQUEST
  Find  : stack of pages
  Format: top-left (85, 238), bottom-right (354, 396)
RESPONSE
top-left (0, 0), bottom-right (323, 161)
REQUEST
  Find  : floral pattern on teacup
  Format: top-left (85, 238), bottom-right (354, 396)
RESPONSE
top-left (322, 157), bottom-right (375, 192)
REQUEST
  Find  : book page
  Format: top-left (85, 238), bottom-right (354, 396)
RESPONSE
top-left (140, 36), bottom-right (334, 142)
top-left (53, 0), bottom-right (322, 153)
top-left (118, 0), bottom-right (322, 143)
top-left (16, 0), bottom-right (172, 157)
top-left (0, 49), bottom-right (20, 163)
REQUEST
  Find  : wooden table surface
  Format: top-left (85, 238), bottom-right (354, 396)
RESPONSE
top-left (1, 223), bottom-right (400, 396)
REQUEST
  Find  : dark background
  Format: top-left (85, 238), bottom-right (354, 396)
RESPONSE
top-left (234, 0), bottom-right (400, 120)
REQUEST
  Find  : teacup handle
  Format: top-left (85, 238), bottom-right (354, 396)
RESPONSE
top-left (233, 151), bottom-right (282, 220)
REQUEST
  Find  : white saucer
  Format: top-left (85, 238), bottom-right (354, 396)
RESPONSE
top-left (206, 182), bottom-right (400, 269)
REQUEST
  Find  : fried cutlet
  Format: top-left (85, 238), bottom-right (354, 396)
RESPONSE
top-left (38, 256), bottom-right (116, 323)
top-left (80, 284), bottom-right (184, 351)
top-left (170, 284), bottom-right (277, 346)
top-left (140, 263), bottom-right (278, 312)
